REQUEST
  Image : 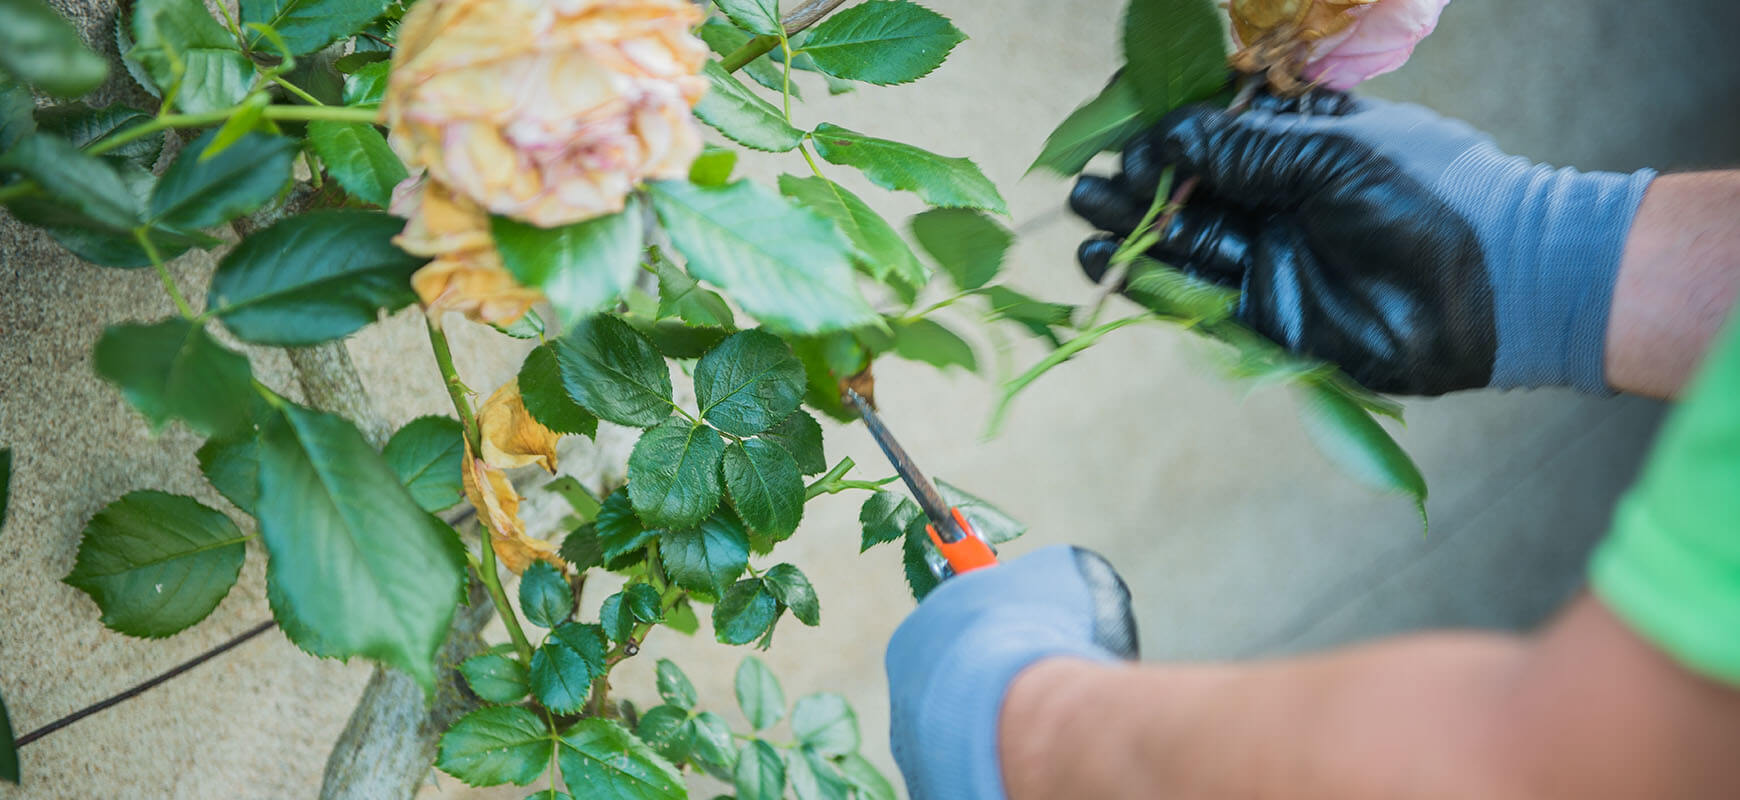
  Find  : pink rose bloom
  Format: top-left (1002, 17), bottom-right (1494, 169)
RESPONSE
top-left (1302, 0), bottom-right (1452, 89)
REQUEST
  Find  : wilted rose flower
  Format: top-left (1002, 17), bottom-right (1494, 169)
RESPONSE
top-left (392, 174), bottom-right (544, 326)
top-left (477, 379), bottom-right (561, 473)
top-left (385, 0), bottom-right (708, 228)
top-left (462, 445), bottom-right (565, 573)
top-left (1230, 0), bottom-right (1449, 92)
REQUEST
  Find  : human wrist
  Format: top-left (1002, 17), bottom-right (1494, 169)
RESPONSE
top-left (998, 657), bottom-right (1108, 800)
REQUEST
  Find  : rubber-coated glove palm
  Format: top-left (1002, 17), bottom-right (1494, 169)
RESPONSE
top-left (886, 545), bottom-right (1139, 800)
top-left (1071, 92), bottom-right (1655, 395)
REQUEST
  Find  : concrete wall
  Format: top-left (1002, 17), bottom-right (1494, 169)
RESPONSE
top-left (3, 0), bottom-right (1737, 797)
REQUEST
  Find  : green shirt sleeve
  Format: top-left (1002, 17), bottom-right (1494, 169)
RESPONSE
top-left (1591, 312), bottom-right (1740, 685)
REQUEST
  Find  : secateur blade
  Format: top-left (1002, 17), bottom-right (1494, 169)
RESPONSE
top-left (843, 388), bottom-right (998, 579)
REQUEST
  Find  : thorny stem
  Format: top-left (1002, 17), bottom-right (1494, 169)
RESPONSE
top-left (719, 0), bottom-right (850, 72)
top-left (1082, 74), bottom-right (1265, 327)
top-left (138, 229), bottom-right (196, 319)
top-left (429, 321), bottom-right (535, 664)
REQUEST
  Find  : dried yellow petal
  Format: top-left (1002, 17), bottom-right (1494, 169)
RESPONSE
top-left (461, 445), bottom-right (565, 574)
top-left (478, 379), bottom-right (561, 473)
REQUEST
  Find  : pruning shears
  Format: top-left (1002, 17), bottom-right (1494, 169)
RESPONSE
top-left (844, 388), bottom-right (998, 581)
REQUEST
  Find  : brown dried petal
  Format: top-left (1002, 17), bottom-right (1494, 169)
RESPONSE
top-left (478, 379), bottom-right (561, 473)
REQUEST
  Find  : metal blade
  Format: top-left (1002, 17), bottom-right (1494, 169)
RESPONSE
top-left (843, 388), bottom-right (966, 543)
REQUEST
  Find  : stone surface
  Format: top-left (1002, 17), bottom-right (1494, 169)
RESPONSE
top-left (3, 0), bottom-right (1738, 797)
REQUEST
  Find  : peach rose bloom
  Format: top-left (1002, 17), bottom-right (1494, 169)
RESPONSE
top-left (386, 0), bottom-right (708, 227)
top-left (1230, 0), bottom-right (1450, 91)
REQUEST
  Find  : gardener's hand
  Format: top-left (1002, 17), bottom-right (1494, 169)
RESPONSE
top-left (885, 545), bottom-right (1139, 800)
top-left (1070, 91), bottom-right (1656, 395)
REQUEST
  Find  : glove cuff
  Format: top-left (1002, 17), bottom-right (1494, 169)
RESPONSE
top-left (898, 619), bottom-right (1113, 800)
top-left (1451, 148), bottom-right (1656, 392)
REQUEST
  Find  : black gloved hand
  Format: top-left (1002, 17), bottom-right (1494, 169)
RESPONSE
top-left (1070, 91), bottom-right (1655, 396)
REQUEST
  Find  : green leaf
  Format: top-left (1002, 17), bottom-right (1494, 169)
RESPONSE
top-left (242, 0), bottom-right (392, 55)
top-left (628, 418), bottom-right (726, 529)
top-left (689, 144), bottom-right (738, 187)
top-left (0, 133), bottom-right (141, 231)
top-left (791, 693), bottom-right (857, 756)
top-left (197, 415), bottom-right (264, 514)
top-left (714, 578), bottom-right (779, 645)
top-left (648, 179), bottom-right (876, 334)
top-left (665, 597), bottom-right (700, 636)
top-left (208, 210), bottom-right (425, 346)
top-left (257, 404), bottom-right (466, 688)
top-left (382, 415), bottom-right (465, 512)
top-left (892, 318), bottom-right (977, 372)
top-left (1122, 0), bottom-right (1227, 119)
top-left (128, 0), bottom-right (256, 113)
top-left (553, 315), bottom-right (674, 428)
top-left (94, 318), bottom-right (257, 438)
top-left (777, 174), bottom-right (927, 290)
top-left (659, 508), bottom-right (750, 595)
top-left (788, 745), bottom-right (853, 800)
top-left (687, 711), bottom-right (737, 779)
top-left (858, 491), bottom-right (919, 552)
top-left (519, 560), bottom-right (573, 629)
top-left (635, 704), bottom-right (693, 765)
top-left (762, 563), bottom-right (819, 626)
top-left (599, 591), bottom-right (633, 643)
top-left (761, 410), bottom-right (825, 475)
top-left (517, 344), bottom-right (599, 438)
top-left (342, 59), bottom-right (389, 106)
top-left (734, 740), bottom-right (786, 800)
top-left (696, 329), bottom-right (806, 436)
top-left (798, 0), bottom-right (964, 86)
top-left (1295, 381), bottom-right (1429, 523)
top-left (460, 650), bottom-right (530, 704)
top-left (200, 92), bottom-right (268, 162)
top-left (558, 523), bottom-right (605, 572)
top-left (655, 658), bottom-right (697, 709)
top-left (531, 622), bottom-right (608, 715)
top-left (694, 61), bottom-right (804, 153)
top-left (526, 792), bottom-right (573, 800)
top-left (623, 582), bottom-right (664, 624)
top-left (839, 752), bottom-right (897, 800)
top-left (652, 250), bottom-right (736, 328)
top-left (63, 490), bottom-right (246, 637)
top-left (988, 316), bottom-right (1147, 436)
top-left (811, 123), bottom-right (1006, 214)
top-left (0, 77), bottom-right (37, 151)
top-left (735, 656), bottom-right (785, 730)
top-left (979, 285), bottom-right (1074, 344)
top-left (558, 717), bottom-right (686, 799)
top-left (901, 519), bottom-right (943, 600)
top-left (437, 706), bottom-right (549, 787)
top-left (714, 0), bottom-right (780, 36)
top-left (722, 438), bottom-right (805, 540)
top-left (306, 121), bottom-right (406, 208)
top-left (1030, 74), bottom-right (1146, 176)
top-left (936, 478), bottom-right (1026, 544)
top-left (547, 476), bottom-right (602, 524)
top-left (0, 686), bottom-right (14, 784)
top-left (494, 198), bottom-right (645, 325)
top-left (34, 103), bottom-right (163, 164)
top-left (1125, 257), bottom-right (1237, 323)
top-left (595, 488), bottom-right (656, 565)
top-left (0, 0), bottom-right (108, 97)
top-left (698, 19), bottom-right (789, 97)
top-left (909, 207), bottom-right (1011, 290)
top-left (632, 319), bottom-right (733, 360)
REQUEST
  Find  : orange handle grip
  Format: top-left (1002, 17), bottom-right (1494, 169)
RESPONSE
top-left (925, 507), bottom-right (998, 574)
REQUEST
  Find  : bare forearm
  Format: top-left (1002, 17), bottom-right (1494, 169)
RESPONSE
top-left (1606, 171), bottom-right (1740, 398)
top-left (1000, 597), bottom-right (1740, 799)
top-left (1000, 636), bottom-right (1527, 800)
